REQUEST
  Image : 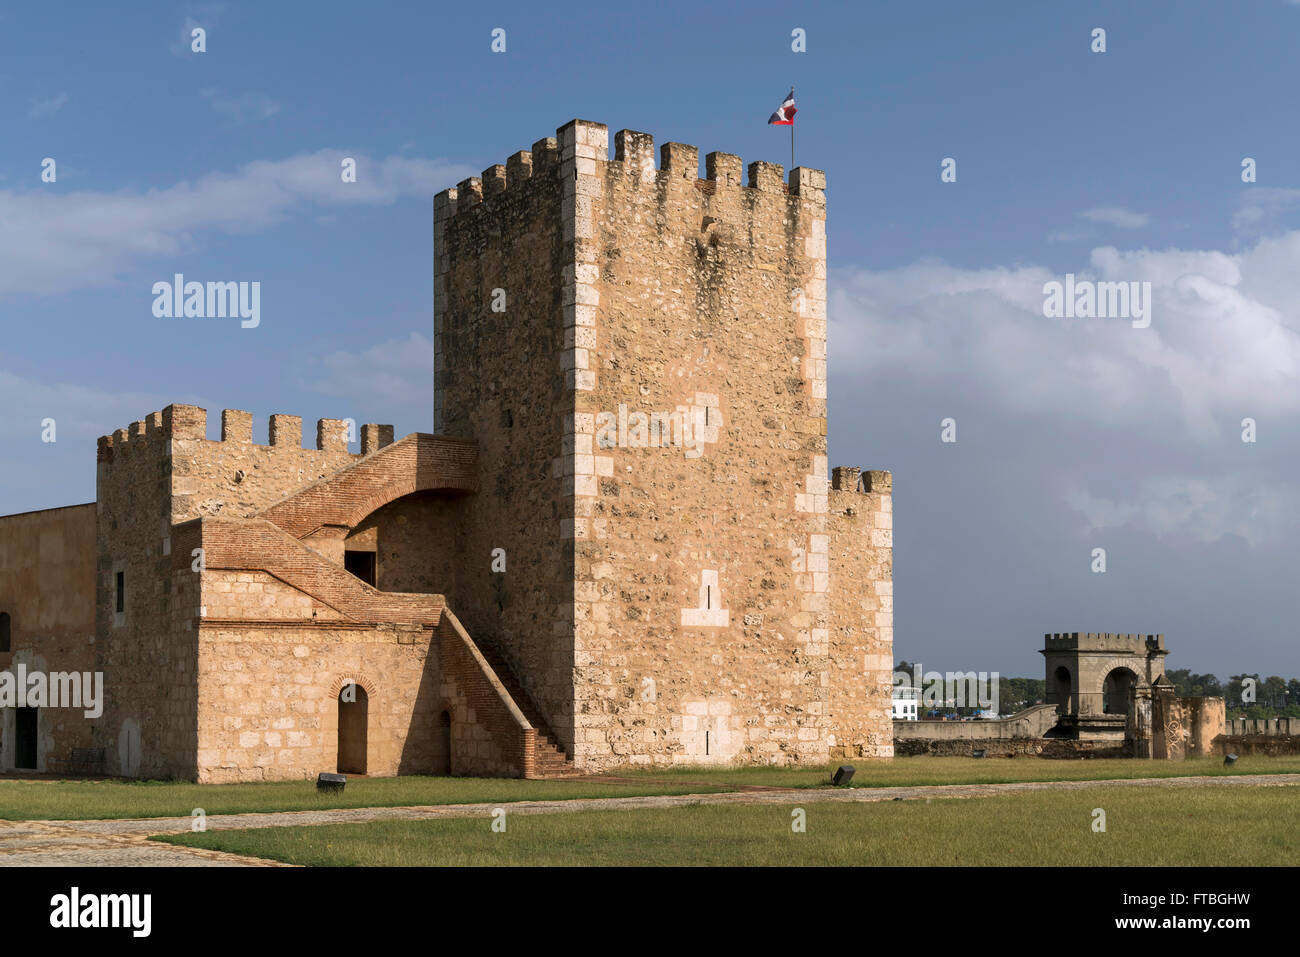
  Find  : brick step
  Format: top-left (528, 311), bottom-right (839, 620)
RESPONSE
top-left (535, 749), bottom-right (570, 763)
top-left (475, 643), bottom-right (574, 770)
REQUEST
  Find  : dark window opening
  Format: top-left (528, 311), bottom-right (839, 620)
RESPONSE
top-left (0, 612), bottom-right (10, 652)
top-left (344, 550), bottom-right (377, 586)
top-left (115, 572), bottom-right (125, 614)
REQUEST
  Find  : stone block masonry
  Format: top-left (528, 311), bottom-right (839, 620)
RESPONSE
top-left (92, 405), bottom-right (399, 779)
top-left (434, 119), bottom-right (893, 771)
top-left (0, 117), bottom-right (894, 783)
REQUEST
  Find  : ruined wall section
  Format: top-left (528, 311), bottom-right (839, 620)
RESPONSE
top-left (434, 137), bottom-right (576, 751)
top-left (567, 123), bottom-right (834, 768)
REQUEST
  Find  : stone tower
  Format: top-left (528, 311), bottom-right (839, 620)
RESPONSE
top-left (433, 119), bottom-right (894, 770)
top-left (1041, 632), bottom-right (1168, 741)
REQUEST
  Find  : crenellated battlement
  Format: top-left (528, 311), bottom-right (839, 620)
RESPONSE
top-left (831, 467), bottom-right (892, 494)
top-left (1043, 633), bottom-right (1167, 653)
top-left (96, 404), bottom-right (396, 463)
top-left (433, 118), bottom-right (827, 223)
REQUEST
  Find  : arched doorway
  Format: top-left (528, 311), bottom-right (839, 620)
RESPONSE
top-left (436, 710), bottom-right (451, 776)
top-left (1103, 668), bottom-right (1138, 715)
top-left (337, 684), bottom-right (368, 774)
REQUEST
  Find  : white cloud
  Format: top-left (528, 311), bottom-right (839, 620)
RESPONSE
top-left (1232, 187), bottom-right (1300, 234)
top-left (0, 370), bottom-right (178, 442)
top-left (1064, 475), bottom-right (1291, 547)
top-left (202, 89), bottom-right (280, 123)
top-left (1048, 228), bottom-right (1091, 243)
top-left (28, 93), bottom-right (68, 119)
top-left (307, 332), bottom-right (434, 406)
top-left (830, 231), bottom-right (1300, 543)
top-left (0, 151), bottom-right (475, 298)
top-left (1080, 206), bottom-right (1149, 229)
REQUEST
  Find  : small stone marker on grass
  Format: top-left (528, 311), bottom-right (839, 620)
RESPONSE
top-left (317, 772), bottom-right (347, 793)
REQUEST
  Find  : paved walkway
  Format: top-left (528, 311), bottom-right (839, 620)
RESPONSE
top-left (2, 772), bottom-right (1295, 866)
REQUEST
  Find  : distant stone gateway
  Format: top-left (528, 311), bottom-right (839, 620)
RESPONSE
top-left (894, 632), bottom-right (1226, 759)
top-left (1043, 632), bottom-right (1224, 758)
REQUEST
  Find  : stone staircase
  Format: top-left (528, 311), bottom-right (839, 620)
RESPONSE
top-left (475, 643), bottom-right (581, 778)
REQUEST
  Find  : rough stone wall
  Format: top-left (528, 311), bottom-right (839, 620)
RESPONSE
top-left (0, 504), bottom-right (97, 772)
top-left (435, 138), bottom-right (575, 750)
top-left (1186, 695), bottom-right (1224, 756)
top-left (95, 409), bottom-right (196, 778)
top-left (1228, 717), bottom-right (1300, 735)
top-left (892, 704), bottom-right (1061, 743)
top-left (195, 621), bottom-right (440, 783)
top-left (434, 119), bottom-right (893, 771)
top-left (1216, 734), bottom-right (1300, 756)
top-left (1147, 689), bottom-right (1223, 760)
top-left (828, 469), bottom-right (893, 759)
top-left (185, 518), bottom-right (527, 782)
top-left (567, 122), bottom-right (846, 770)
top-left (168, 406), bottom-right (366, 523)
top-left (895, 738), bottom-right (1128, 759)
top-left (347, 490), bottom-right (463, 596)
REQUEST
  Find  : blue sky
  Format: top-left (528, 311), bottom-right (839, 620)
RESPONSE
top-left (3, 1), bottom-right (1300, 678)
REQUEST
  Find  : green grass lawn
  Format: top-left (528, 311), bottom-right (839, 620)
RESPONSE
top-left (627, 754), bottom-right (1300, 789)
top-left (0, 775), bottom-right (729, 822)
top-left (3, 754), bottom-right (1297, 821)
top-left (157, 782), bottom-right (1300, 866)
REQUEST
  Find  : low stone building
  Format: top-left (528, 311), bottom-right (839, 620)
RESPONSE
top-left (0, 118), bottom-right (895, 782)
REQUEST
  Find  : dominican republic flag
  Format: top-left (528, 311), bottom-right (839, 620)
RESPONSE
top-left (768, 89), bottom-right (796, 125)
